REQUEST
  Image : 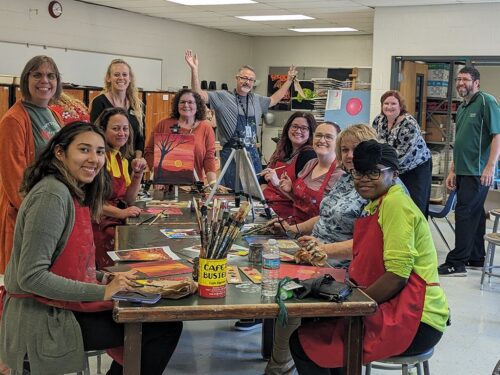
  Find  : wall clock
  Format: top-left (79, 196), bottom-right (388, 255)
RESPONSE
top-left (48, 1), bottom-right (63, 18)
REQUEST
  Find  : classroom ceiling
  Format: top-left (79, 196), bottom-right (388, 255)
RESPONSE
top-left (78, 0), bottom-right (500, 36)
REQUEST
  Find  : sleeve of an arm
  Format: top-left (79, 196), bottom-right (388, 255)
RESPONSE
top-left (17, 192), bottom-right (104, 301)
top-left (89, 95), bottom-right (105, 123)
top-left (378, 196), bottom-right (417, 279)
top-left (203, 122), bottom-right (217, 173)
top-left (0, 115), bottom-right (29, 209)
top-left (485, 95), bottom-right (500, 135)
top-left (394, 117), bottom-right (423, 165)
top-left (295, 149), bottom-right (317, 178)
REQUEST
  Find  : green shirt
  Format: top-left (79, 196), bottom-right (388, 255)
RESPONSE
top-left (23, 101), bottom-right (61, 158)
top-left (364, 184), bottom-right (449, 332)
top-left (454, 91), bottom-right (500, 176)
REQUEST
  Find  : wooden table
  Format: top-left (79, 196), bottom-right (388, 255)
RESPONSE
top-left (113, 226), bottom-right (376, 375)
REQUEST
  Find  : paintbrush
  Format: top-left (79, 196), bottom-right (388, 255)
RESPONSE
top-left (256, 165), bottom-right (286, 177)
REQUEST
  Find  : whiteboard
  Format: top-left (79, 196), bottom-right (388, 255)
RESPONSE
top-left (0, 41), bottom-right (162, 91)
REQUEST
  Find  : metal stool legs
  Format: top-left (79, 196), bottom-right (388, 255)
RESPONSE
top-left (76, 350), bottom-right (105, 375)
top-left (481, 209), bottom-right (500, 289)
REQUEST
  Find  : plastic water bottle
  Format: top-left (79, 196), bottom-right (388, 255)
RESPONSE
top-left (262, 239), bottom-right (280, 300)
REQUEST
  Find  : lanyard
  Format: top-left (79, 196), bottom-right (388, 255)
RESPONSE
top-left (235, 93), bottom-right (250, 123)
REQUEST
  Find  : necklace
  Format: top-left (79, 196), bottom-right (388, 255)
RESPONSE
top-left (179, 119), bottom-right (197, 134)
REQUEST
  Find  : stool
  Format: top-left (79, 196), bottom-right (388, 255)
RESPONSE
top-left (76, 350), bottom-right (106, 375)
top-left (365, 348), bottom-right (433, 375)
top-left (481, 209), bottom-right (500, 288)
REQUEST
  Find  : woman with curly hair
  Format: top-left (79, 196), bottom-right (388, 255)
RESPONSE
top-left (144, 88), bottom-right (217, 186)
top-left (90, 58), bottom-right (145, 159)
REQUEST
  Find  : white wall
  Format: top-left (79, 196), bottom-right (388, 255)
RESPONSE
top-left (0, 0), bottom-right (253, 90)
top-left (371, 3), bottom-right (500, 118)
top-left (252, 35), bottom-right (373, 96)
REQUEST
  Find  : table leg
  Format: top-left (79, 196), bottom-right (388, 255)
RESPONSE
top-left (261, 318), bottom-right (275, 360)
top-left (345, 316), bottom-right (363, 375)
top-left (123, 322), bottom-right (142, 375)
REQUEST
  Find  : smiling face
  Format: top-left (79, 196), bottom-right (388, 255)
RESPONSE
top-left (313, 123), bottom-right (338, 157)
top-left (455, 72), bottom-right (479, 99)
top-left (104, 114), bottom-right (130, 150)
top-left (353, 163), bottom-right (396, 200)
top-left (287, 117), bottom-right (310, 149)
top-left (178, 92), bottom-right (197, 120)
top-left (382, 95), bottom-right (401, 120)
top-left (235, 68), bottom-right (256, 95)
top-left (107, 63), bottom-right (130, 93)
top-left (56, 131), bottom-right (106, 185)
top-left (27, 62), bottom-right (58, 107)
top-left (340, 135), bottom-right (359, 172)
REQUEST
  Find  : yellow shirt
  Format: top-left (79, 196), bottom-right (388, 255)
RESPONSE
top-left (106, 149), bottom-right (131, 187)
top-left (364, 184), bottom-right (449, 332)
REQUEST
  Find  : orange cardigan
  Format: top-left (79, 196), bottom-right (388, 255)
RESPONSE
top-left (0, 101), bottom-right (63, 272)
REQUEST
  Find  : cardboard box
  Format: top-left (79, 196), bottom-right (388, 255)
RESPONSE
top-left (425, 126), bottom-right (446, 142)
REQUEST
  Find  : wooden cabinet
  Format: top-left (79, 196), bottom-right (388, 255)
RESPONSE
top-left (143, 91), bottom-right (174, 146)
top-left (63, 88), bottom-right (85, 103)
top-left (0, 86), bottom-right (10, 119)
top-left (88, 89), bottom-right (102, 109)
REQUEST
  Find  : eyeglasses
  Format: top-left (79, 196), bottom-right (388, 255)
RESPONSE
top-left (455, 77), bottom-right (473, 83)
top-left (30, 72), bottom-right (58, 81)
top-left (314, 133), bottom-right (336, 142)
top-left (237, 76), bottom-right (256, 83)
top-left (179, 100), bottom-right (196, 105)
top-left (290, 125), bottom-right (310, 133)
top-left (350, 167), bottom-right (392, 180)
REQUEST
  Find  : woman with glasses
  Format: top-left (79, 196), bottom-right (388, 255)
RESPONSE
top-left (260, 112), bottom-right (317, 219)
top-left (0, 55), bottom-right (63, 274)
top-left (90, 59), bottom-right (145, 160)
top-left (265, 124), bottom-right (376, 375)
top-left (144, 89), bottom-right (217, 187)
top-left (290, 140), bottom-right (448, 375)
top-left (279, 122), bottom-right (343, 223)
top-left (372, 90), bottom-right (432, 217)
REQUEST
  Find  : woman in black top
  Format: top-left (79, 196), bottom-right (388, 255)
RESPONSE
top-left (90, 58), bottom-right (145, 158)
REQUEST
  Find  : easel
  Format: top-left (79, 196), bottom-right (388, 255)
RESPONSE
top-left (205, 143), bottom-right (272, 220)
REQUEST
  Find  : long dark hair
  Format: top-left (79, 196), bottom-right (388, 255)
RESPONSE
top-left (21, 122), bottom-right (111, 220)
top-left (95, 107), bottom-right (134, 158)
top-left (268, 111), bottom-right (316, 166)
top-left (170, 89), bottom-right (206, 121)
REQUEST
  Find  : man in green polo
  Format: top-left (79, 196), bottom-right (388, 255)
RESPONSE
top-left (438, 66), bottom-right (500, 276)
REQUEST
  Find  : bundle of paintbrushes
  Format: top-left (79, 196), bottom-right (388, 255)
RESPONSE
top-left (193, 198), bottom-right (252, 259)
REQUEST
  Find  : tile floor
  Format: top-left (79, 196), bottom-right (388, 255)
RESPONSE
top-left (3, 215), bottom-right (500, 375)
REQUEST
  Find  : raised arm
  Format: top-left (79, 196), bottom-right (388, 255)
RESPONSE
top-left (270, 65), bottom-right (297, 107)
top-left (185, 50), bottom-right (209, 103)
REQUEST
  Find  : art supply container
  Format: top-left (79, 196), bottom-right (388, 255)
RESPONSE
top-left (198, 257), bottom-right (227, 298)
top-left (248, 243), bottom-right (263, 266)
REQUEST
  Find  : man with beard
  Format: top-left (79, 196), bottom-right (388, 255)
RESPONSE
top-left (185, 50), bottom-right (297, 190)
top-left (438, 66), bottom-right (500, 276)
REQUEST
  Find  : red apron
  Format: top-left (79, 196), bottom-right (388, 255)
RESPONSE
top-left (263, 157), bottom-right (298, 219)
top-left (93, 153), bottom-right (128, 269)
top-left (299, 196), bottom-right (427, 368)
top-left (292, 160), bottom-right (337, 223)
top-left (35, 198), bottom-right (112, 312)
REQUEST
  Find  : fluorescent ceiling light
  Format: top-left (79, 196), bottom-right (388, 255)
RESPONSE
top-left (290, 27), bottom-right (358, 33)
top-left (167, 0), bottom-right (256, 5)
top-left (237, 15), bottom-right (314, 21)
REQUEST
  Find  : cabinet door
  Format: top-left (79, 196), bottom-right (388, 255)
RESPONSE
top-left (63, 88), bottom-right (85, 103)
top-left (400, 61), bottom-right (428, 130)
top-left (0, 86), bottom-right (10, 119)
top-left (144, 92), bottom-right (172, 146)
top-left (88, 90), bottom-right (102, 108)
top-left (14, 86), bottom-right (22, 103)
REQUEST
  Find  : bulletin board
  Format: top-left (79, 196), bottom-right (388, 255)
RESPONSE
top-left (324, 90), bottom-right (371, 129)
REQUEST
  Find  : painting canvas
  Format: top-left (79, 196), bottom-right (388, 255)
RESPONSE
top-left (153, 133), bottom-right (195, 185)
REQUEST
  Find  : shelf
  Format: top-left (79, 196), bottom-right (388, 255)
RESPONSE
top-left (432, 174), bottom-right (445, 178)
top-left (428, 111), bottom-right (457, 115)
top-left (427, 96), bottom-right (462, 102)
top-left (426, 141), bottom-right (454, 146)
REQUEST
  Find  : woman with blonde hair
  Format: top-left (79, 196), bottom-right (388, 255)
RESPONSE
top-left (90, 58), bottom-right (145, 159)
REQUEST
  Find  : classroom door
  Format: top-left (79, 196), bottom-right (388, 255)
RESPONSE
top-left (399, 61), bottom-right (428, 130)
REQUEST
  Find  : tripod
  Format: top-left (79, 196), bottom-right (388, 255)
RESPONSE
top-left (205, 143), bottom-right (272, 219)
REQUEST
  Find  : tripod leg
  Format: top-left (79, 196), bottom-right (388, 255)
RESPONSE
top-left (205, 149), bottom-right (236, 206)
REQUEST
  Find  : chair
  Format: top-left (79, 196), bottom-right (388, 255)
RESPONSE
top-left (429, 190), bottom-right (457, 251)
top-left (481, 209), bottom-right (500, 288)
top-left (76, 350), bottom-right (106, 375)
top-left (365, 348), bottom-right (434, 375)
